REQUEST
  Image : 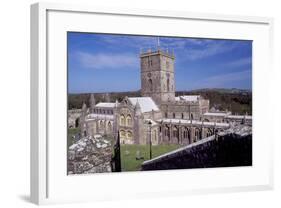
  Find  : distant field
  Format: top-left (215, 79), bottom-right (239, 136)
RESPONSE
top-left (68, 88), bottom-right (252, 115)
top-left (120, 144), bottom-right (181, 171)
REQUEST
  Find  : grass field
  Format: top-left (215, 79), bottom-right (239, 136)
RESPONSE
top-left (120, 144), bottom-right (181, 171)
top-left (67, 127), bottom-right (80, 147)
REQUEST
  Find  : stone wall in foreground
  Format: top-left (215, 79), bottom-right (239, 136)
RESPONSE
top-left (141, 132), bottom-right (252, 171)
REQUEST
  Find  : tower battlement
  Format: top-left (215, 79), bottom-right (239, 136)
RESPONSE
top-left (140, 48), bottom-right (175, 59)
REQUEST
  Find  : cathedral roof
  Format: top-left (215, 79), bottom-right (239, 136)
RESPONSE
top-left (95, 102), bottom-right (116, 108)
top-left (175, 95), bottom-right (200, 102)
top-left (204, 112), bottom-right (230, 117)
top-left (128, 97), bottom-right (159, 113)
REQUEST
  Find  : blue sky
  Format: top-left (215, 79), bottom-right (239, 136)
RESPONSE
top-left (68, 32), bottom-right (252, 93)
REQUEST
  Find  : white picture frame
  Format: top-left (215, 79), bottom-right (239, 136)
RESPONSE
top-left (30, 2), bottom-right (274, 205)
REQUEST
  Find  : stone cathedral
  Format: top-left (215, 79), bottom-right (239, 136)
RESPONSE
top-left (76, 48), bottom-right (252, 146)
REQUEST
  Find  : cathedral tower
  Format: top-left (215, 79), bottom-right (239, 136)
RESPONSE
top-left (140, 48), bottom-right (175, 105)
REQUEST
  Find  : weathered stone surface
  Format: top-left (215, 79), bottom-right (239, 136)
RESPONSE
top-left (141, 125), bottom-right (252, 171)
top-left (67, 135), bottom-right (113, 174)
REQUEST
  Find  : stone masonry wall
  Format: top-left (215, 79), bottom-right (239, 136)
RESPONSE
top-left (141, 132), bottom-right (252, 171)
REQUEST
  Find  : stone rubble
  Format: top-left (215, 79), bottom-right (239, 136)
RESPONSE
top-left (68, 134), bottom-right (113, 174)
top-left (219, 124), bottom-right (252, 137)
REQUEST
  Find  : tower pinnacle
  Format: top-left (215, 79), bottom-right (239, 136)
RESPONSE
top-left (157, 37), bottom-right (160, 49)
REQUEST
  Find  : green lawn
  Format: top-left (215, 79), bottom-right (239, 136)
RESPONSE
top-left (120, 144), bottom-right (181, 171)
top-left (67, 127), bottom-right (80, 147)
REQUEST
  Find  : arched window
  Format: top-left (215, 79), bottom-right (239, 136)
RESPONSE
top-left (165, 112), bottom-right (168, 118)
top-left (120, 115), bottom-right (125, 126)
top-left (108, 121), bottom-right (112, 132)
top-left (206, 128), bottom-right (212, 137)
top-left (195, 128), bottom-right (201, 141)
top-left (166, 61), bottom-right (170, 68)
top-left (190, 113), bottom-right (194, 120)
top-left (126, 115), bottom-right (132, 126)
top-left (165, 125), bottom-right (170, 137)
top-left (148, 79), bottom-right (153, 91)
top-left (173, 127), bottom-right (178, 138)
top-left (75, 118), bottom-right (79, 128)
top-left (126, 131), bottom-right (132, 139)
top-left (173, 113), bottom-right (176, 118)
top-left (183, 128), bottom-right (188, 138)
top-left (120, 130), bottom-right (126, 138)
top-left (181, 113), bottom-right (184, 119)
top-left (100, 120), bottom-right (104, 129)
top-left (167, 78), bottom-right (170, 91)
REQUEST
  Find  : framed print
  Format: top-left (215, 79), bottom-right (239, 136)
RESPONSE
top-left (30, 2), bottom-right (274, 205)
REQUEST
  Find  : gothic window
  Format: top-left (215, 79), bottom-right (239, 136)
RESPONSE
top-left (148, 57), bottom-right (153, 66)
top-left (167, 78), bottom-right (170, 91)
top-left (166, 61), bottom-right (169, 69)
top-left (126, 131), bottom-right (132, 139)
top-left (126, 115), bottom-right (132, 126)
top-left (108, 122), bottom-right (112, 132)
top-left (75, 118), bottom-right (79, 128)
top-left (173, 127), bottom-right (179, 138)
top-left (120, 115), bottom-right (125, 126)
top-left (148, 79), bottom-right (153, 91)
top-left (120, 130), bottom-right (126, 139)
top-left (195, 128), bottom-right (201, 141)
top-left (164, 125), bottom-right (170, 137)
top-left (100, 120), bottom-right (104, 129)
top-left (206, 128), bottom-right (212, 137)
top-left (183, 128), bottom-right (188, 138)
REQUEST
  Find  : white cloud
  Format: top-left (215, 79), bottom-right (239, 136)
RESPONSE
top-left (77, 51), bottom-right (138, 70)
top-left (221, 57), bottom-right (252, 68)
top-left (183, 41), bottom-right (238, 60)
top-left (100, 36), bottom-right (157, 49)
top-left (99, 35), bottom-right (241, 61)
top-left (193, 70), bottom-right (251, 88)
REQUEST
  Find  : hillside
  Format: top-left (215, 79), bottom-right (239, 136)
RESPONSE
top-left (68, 88), bottom-right (252, 115)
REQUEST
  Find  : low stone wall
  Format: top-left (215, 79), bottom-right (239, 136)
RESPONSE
top-left (141, 132), bottom-right (252, 171)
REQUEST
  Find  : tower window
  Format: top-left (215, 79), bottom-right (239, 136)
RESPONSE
top-left (148, 57), bottom-right (153, 66)
top-left (166, 61), bottom-right (169, 68)
top-left (167, 78), bottom-right (170, 91)
top-left (148, 79), bottom-right (153, 91)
